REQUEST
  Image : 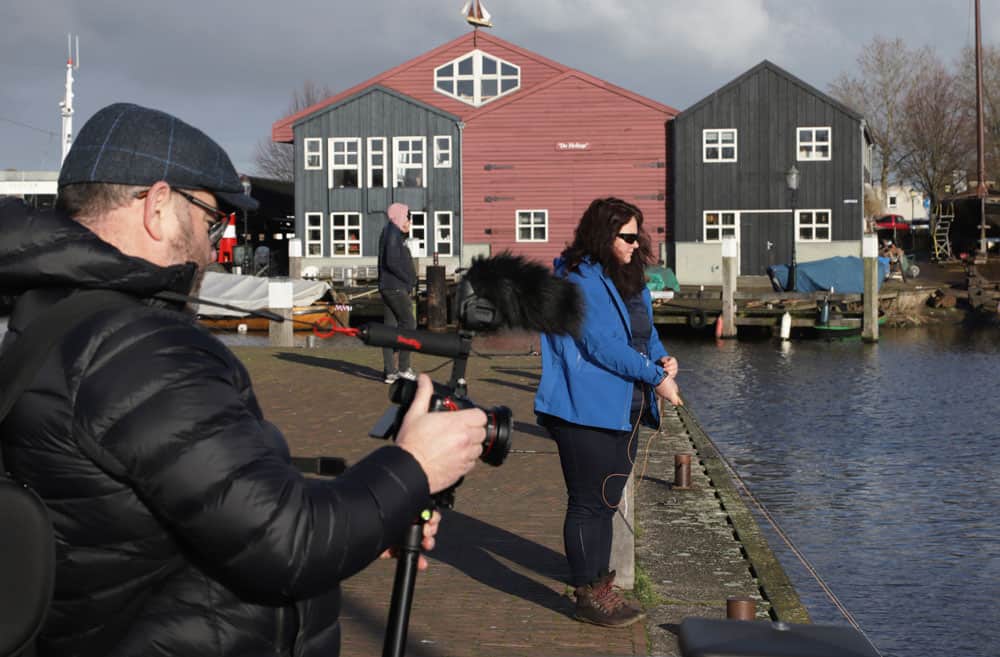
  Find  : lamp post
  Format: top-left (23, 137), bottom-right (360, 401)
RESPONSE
top-left (785, 165), bottom-right (800, 292)
top-left (240, 175), bottom-right (252, 274)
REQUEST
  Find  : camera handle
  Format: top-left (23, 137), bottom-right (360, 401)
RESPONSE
top-left (382, 509), bottom-right (431, 657)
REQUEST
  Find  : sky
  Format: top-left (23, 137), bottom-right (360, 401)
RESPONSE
top-left (2, 0), bottom-right (997, 176)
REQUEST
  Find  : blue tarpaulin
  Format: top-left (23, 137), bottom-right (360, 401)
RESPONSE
top-left (767, 256), bottom-right (889, 293)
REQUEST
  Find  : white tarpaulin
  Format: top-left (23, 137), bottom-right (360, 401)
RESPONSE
top-left (195, 272), bottom-right (331, 317)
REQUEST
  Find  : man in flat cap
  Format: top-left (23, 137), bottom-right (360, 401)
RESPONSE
top-left (0, 103), bottom-right (487, 657)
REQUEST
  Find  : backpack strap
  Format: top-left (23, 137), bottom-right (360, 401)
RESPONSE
top-left (0, 290), bottom-right (138, 456)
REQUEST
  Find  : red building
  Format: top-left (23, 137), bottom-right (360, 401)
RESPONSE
top-left (272, 31), bottom-right (677, 271)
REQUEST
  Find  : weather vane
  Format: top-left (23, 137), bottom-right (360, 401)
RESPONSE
top-left (462, 0), bottom-right (492, 45)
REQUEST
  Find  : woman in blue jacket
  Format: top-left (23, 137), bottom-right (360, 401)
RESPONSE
top-left (535, 197), bottom-right (681, 628)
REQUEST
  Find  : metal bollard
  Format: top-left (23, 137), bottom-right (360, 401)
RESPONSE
top-left (674, 454), bottom-right (692, 489)
top-left (726, 596), bottom-right (756, 620)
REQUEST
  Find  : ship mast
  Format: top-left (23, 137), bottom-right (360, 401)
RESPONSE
top-left (59, 34), bottom-right (80, 165)
top-left (975, 0), bottom-right (988, 261)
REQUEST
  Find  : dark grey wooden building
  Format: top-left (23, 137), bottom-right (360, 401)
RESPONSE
top-left (291, 85), bottom-right (463, 275)
top-left (669, 60), bottom-right (873, 284)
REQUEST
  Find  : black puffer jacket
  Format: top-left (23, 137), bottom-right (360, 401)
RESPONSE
top-left (0, 199), bottom-right (430, 657)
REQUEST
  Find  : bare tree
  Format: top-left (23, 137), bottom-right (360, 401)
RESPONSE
top-left (253, 80), bottom-right (334, 181)
top-left (955, 45), bottom-right (1000, 186)
top-left (897, 56), bottom-right (974, 208)
top-left (829, 37), bottom-right (930, 205)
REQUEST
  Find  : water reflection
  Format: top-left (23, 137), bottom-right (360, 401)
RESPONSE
top-left (665, 326), bottom-right (1000, 657)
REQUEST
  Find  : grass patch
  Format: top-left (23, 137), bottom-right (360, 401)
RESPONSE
top-left (633, 563), bottom-right (665, 609)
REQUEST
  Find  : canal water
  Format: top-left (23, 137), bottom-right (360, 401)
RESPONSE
top-left (662, 325), bottom-right (1000, 657)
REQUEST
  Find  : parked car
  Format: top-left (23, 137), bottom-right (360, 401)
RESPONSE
top-left (873, 214), bottom-right (910, 231)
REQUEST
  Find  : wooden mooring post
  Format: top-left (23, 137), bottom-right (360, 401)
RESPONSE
top-left (287, 238), bottom-right (303, 279)
top-left (862, 234), bottom-right (879, 342)
top-left (720, 236), bottom-right (738, 338)
top-left (268, 280), bottom-right (295, 348)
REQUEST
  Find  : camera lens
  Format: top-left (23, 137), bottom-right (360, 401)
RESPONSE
top-left (480, 406), bottom-right (512, 467)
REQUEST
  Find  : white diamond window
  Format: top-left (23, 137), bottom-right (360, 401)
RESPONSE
top-left (435, 49), bottom-right (520, 107)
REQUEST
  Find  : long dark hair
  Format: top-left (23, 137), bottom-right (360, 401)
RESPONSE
top-left (561, 197), bottom-right (652, 299)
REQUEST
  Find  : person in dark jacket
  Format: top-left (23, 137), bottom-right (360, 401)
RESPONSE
top-left (378, 202), bottom-right (418, 383)
top-left (535, 197), bottom-right (681, 628)
top-left (0, 103), bottom-right (487, 657)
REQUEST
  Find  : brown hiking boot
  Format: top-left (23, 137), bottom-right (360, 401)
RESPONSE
top-left (573, 571), bottom-right (646, 627)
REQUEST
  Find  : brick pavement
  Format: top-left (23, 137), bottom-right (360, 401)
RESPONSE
top-left (233, 343), bottom-right (801, 657)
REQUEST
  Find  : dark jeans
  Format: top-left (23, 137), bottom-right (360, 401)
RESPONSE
top-left (542, 414), bottom-right (638, 587)
top-left (380, 288), bottom-right (415, 374)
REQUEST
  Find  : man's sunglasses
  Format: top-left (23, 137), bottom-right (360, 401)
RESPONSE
top-left (617, 232), bottom-right (640, 245)
top-left (134, 187), bottom-right (229, 245)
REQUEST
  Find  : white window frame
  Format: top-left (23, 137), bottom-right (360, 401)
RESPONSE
top-left (328, 138), bottom-right (361, 188)
top-left (433, 136), bottom-right (452, 168)
top-left (702, 129), bottom-right (737, 163)
top-left (796, 209), bottom-right (832, 242)
top-left (797, 126), bottom-right (832, 161)
top-left (330, 212), bottom-right (362, 257)
top-left (304, 138), bottom-right (322, 170)
top-left (408, 211), bottom-right (427, 257)
top-left (516, 209), bottom-right (548, 243)
top-left (888, 194), bottom-right (898, 209)
top-left (702, 211), bottom-right (739, 242)
top-left (305, 212), bottom-right (324, 256)
top-left (434, 211), bottom-right (453, 256)
top-left (393, 136), bottom-right (426, 188)
top-left (367, 137), bottom-right (387, 188)
top-left (434, 49), bottom-right (521, 107)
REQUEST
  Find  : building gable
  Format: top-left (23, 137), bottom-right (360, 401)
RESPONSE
top-left (272, 31), bottom-right (568, 143)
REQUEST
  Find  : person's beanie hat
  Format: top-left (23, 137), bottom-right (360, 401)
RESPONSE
top-left (59, 102), bottom-right (258, 210)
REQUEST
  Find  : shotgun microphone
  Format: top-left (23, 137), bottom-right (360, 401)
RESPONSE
top-left (457, 252), bottom-right (583, 335)
top-left (357, 252), bottom-right (582, 357)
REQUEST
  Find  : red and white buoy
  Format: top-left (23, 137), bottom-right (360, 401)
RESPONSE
top-left (217, 213), bottom-right (237, 264)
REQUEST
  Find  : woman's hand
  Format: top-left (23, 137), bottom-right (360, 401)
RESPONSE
top-left (659, 356), bottom-right (679, 378)
top-left (654, 375), bottom-right (683, 406)
top-left (379, 510), bottom-right (442, 571)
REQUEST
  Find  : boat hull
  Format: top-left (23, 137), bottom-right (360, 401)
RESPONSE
top-left (199, 305), bottom-right (347, 332)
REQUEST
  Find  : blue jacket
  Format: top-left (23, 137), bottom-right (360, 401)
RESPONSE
top-left (534, 259), bottom-right (669, 431)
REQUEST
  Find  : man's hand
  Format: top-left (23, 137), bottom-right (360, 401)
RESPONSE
top-left (396, 374), bottom-right (487, 494)
top-left (654, 375), bottom-right (683, 406)
top-left (380, 510), bottom-right (441, 570)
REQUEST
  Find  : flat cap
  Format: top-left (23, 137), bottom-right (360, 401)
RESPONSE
top-left (59, 102), bottom-right (258, 210)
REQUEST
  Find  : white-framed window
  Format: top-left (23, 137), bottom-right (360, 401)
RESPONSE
top-left (304, 138), bottom-right (322, 170)
top-left (797, 127), bottom-right (832, 161)
top-left (434, 49), bottom-right (520, 107)
top-left (797, 209), bottom-right (832, 242)
top-left (367, 137), bottom-right (387, 188)
top-left (328, 138), bottom-right (361, 188)
top-left (888, 194), bottom-right (898, 209)
top-left (407, 211), bottom-right (427, 257)
top-left (434, 211), bottom-right (453, 255)
top-left (703, 129), bottom-right (737, 162)
top-left (305, 212), bottom-right (323, 256)
top-left (393, 136), bottom-right (426, 188)
top-left (330, 212), bottom-right (362, 256)
top-left (703, 211), bottom-right (738, 242)
top-left (433, 136), bottom-right (452, 168)
top-left (516, 209), bottom-right (548, 242)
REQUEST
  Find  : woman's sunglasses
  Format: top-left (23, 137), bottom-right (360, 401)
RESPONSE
top-left (616, 232), bottom-right (640, 245)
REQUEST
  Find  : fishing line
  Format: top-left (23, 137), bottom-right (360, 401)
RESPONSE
top-left (679, 405), bottom-right (883, 656)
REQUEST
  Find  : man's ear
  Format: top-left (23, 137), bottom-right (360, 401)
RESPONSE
top-left (141, 181), bottom-right (173, 241)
